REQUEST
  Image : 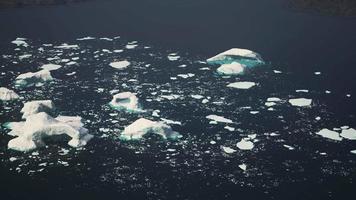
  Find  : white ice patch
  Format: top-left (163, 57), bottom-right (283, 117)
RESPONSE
top-left (316, 128), bottom-right (342, 141)
top-left (40, 64), bottom-right (62, 71)
top-left (340, 128), bottom-right (356, 140)
top-left (267, 97), bottom-right (282, 102)
top-left (351, 150), bottom-right (356, 154)
top-left (54, 44), bottom-right (79, 49)
top-left (238, 164), bottom-right (247, 171)
top-left (191, 94), bottom-right (204, 99)
top-left (167, 53), bottom-right (180, 61)
top-left (288, 98), bottom-right (312, 107)
top-left (76, 36), bottom-right (95, 41)
top-left (161, 118), bottom-right (182, 126)
top-left (161, 94), bottom-right (181, 100)
top-left (296, 89), bottom-right (309, 93)
top-left (7, 112), bottom-right (93, 152)
top-left (109, 60), bottom-right (130, 69)
top-left (236, 138), bottom-right (254, 150)
top-left (11, 38), bottom-right (28, 47)
top-left (207, 48), bottom-right (264, 67)
top-left (206, 115), bottom-right (233, 124)
top-left (227, 81), bottom-right (256, 89)
top-left (120, 118), bottom-right (181, 140)
top-left (15, 70), bottom-right (53, 87)
top-left (0, 87), bottom-right (19, 101)
top-left (20, 100), bottom-right (55, 119)
top-left (109, 92), bottom-right (142, 112)
top-left (177, 73), bottom-right (195, 79)
top-left (222, 146), bottom-right (236, 154)
top-left (216, 62), bottom-right (244, 75)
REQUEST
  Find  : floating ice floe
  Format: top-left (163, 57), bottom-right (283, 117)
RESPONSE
top-left (351, 150), bottom-right (356, 154)
top-left (191, 94), bottom-right (204, 99)
top-left (206, 115), bottom-right (233, 124)
top-left (207, 48), bottom-right (264, 67)
top-left (217, 62), bottom-right (244, 75)
top-left (6, 112), bottom-right (93, 152)
top-left (222, 146), bottom-right (236, 154)
top-left (21, 100), bottom-right (55, 119)
top-left (296, 89), bottom-right (309, 93)
top-left (267, 97), bottom-right (282, 102)
top-left (15, 70), bottom-right (53, 87)
top-left (11, 38), bottom-right (29, 47)
top-left (54, 44), bottom-right (79, 49)
top-left (167, 53), bottom-right (180, 61)
top-left (288, 98), bottom-right (312, 107)
top-left (109, 92), bottom-right (142, 112)
top-left (236, 138), bottom-right (254, 150)
top-left (0, 87), bottom-right (19, 101)
top-left (340, 128), bottom-right (356, 140)
top-left (316, 128), bottom-right (342, 141)
top-left (40, 64), bottom-right (62, 71)
top-left (120, 118), bottom-right (181, 140)
top-left (238, 164), bottom-right (247, 171)
top-left (227, 81), bottom-right (256, 89)
top-left (109, 60), bottom-right (130, 69)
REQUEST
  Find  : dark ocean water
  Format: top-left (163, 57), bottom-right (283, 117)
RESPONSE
top-left (0, 0), bottom-right (356, 200)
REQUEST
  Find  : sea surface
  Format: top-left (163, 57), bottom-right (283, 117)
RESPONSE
top-left (0, 0), bottom-right (356, 199)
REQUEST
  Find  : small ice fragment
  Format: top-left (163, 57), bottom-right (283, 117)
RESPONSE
top-left (346, 94), bottom-right (351, 98)
top-left (120, 118), bottom-right (181, 140)
top-left (236, 139), bottom-right (254, 150)
top-left (238, 164), bottom-right (247, 171)
top-left (265, 102), bottom-right (276, 107)
top-left (316, 128), bottom-right (342, 141)
top-left (283, 144), bottom-right (295, 150)
top-left (76, 36), bottom-right (95, 41)
top-left (250, 111), bottom-right (259, 114)
top-left (288, 98), bottom-right (312, 107)
top-left (267, 97), bottom-right (282, 102)
top-left (167, 54), bottom-right (180, 61)
top-left (350, 150), bottom-right (356, 154)
top-left (222, 146), bottom-right (236, 154)
top-left (296, 89), bottom-right (309, 93)
top-left (40, 64), bottom-right (62, 71)
top-left (206, 115), bottom-right (233, 123)
top-left (161, 94), bottom-right (181, 100)
top-left (54, 44), bottom-right (79, 49)
top-left (325, 90), bottom-right (331, 94)
top-left (191, 94), bottom-right (204, 99)
top-left (210, 140), bottom-right (216, 145)
top-left (340, 128), bottom-right (356, 140)
top-left (217, 62), bottom-right (244, 75)
top-left (314, 72), bottom-right (321, 75)
top-left (0, 87), bottom-right (19, 101)
top-left (110, 60), bottom-right (130, 69)
top-left (227, 81), bottom-right (256, 89)
top-left (273, 70), bottom-right (282, 74)
top-left (161, 118), bottom-right (182, 125)
top-left (315, 116), bottom-right (321, 121)
top-left (224, 126), bottom-right (235, 131)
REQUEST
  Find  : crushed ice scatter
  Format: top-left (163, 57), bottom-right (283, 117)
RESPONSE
top-left (316, 128), bottom-right (342, 141)
top-left (222, 146), bottom-right (236, 154)
top-left (40, 64), bottom-right (62, 71)
top-left (206, 115), bottom-right (233, 124)
top-left (340, 128), bottom-right (356, 140)
top-left (0, 87), bottom-right (19, 101)
top-left (217, 62), bottom-right (244, 75)
top-left (120, 118), bottom-right (181, 140)
top-left (227, 81), bottom-right (256, 89)
top-left (109, 60), bottom-right (130, 69)
top-left (7, 112), bottom-right (93, 152)
top-left (109, 92), bottom-right (142, 112)
top-left (236, 139), bottom-right (254, 150)
top-left (288, 98), bottom-right (312, 107)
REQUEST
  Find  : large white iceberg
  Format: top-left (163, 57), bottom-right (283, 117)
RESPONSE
top-left (217, 62), bottom-right (244, 75)
top-left (109, 92), bottom-right (143, 112)
top-left (120, 118), bottom-right (181, 140)
top-left (21, 100), bottom-right (55, 119)
top-left (6, 112), bottom-right (93, 152)
top-left (207, 48), bottom-right (264, 67)
top-left (15, 70), bottom-right (53, 87)
top-left (0, 87), bottom-right (19, 101)
top-left (316, 128), bottom-right (342, 141)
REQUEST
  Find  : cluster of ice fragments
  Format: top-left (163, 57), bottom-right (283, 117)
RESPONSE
top-left (4, 100), bottom-right (93, 152)
top-left (0, 87), bottom-right (19, 101)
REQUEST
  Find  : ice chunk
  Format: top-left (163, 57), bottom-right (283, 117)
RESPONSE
top-left (7, 112), bottom-right (93, 152)
top-left (0, 87), bottom-right (19, 101)
top-left (77, 36), bottom-right (95, 41)
top-left (340, 128), bottom-right (356, 140)
top-left (120, 118), bottom-right (181, 140)
top-left (296, 89), bottom-right (309, 93)
top-left (15, 70), bottom-right (53, 87)
top-left (40, 64), bottom-right (62, 71)
top-left (207, 48), bottom-right (264, 67)
top-left (167, 53), bottom-right (180, 61)
top-left (109, 92), bottom-right (142, 112)
top-left (236, 138), bottom-right (254, 150)
top-left (316, 128), bottom-right (342, 141)
top-left (54, 44), bottom-right (79, 49)
top-left (109, 60), bottom-right (130, 69)
top-left (21, 100), bottom-right (55, 119)
top-left (238, 164), bottom-right (247, 171)
top-left (222, 146), bottom-right (236, 154)
top-left (206, 115), bottom-right (233, 123)
top-left (288, 98), bottom-right (312, 107)
top-left (351, 150), bottom-right (356, 154)
top-left (227, 81), bottom-right (256, 89)
top-left (216, 62), bottom-right (244, 75)
top-left (191, 94), bottom-right (204, 99)
top-left (11, 38), bottom-right (28, 47)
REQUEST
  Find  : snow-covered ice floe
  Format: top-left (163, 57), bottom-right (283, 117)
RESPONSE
top-left (340, 128), bottom-right (356, 140)
top-left (40, 64), bottom-right (62, 71)
top-left (6, 112), bottom-right (93, 152)
top-left (217, 62), bottom-right (244, 75)
top-left (20, 100), bottom-right (55, 119)
top-left (109, 92), bottom-right (143, 112)
top-left (207, 48), bottom-right (264, 67)
top-left (120, 118), bottom-right (181, 140)
top-left (227, 81), bottom-right (256, 89)
top-left (0, 87), bottom-right (19, 101)
top-left (316, 128), bottom-right (342, 141)
top-left (109, 60), bottom-right (130, 69)
top-left (222, 146), bottom-right (237, 154)
top-left (236, 138), bottom-right (254, 150)
top-left (15, 70), bottom-right (53, 87)
top-left (288, 98), bottom-right (312, 107)
top-left (206, 115), bottom-right (233, 124)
